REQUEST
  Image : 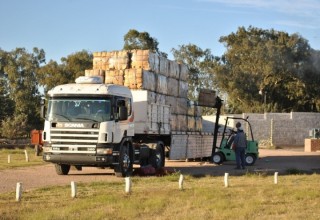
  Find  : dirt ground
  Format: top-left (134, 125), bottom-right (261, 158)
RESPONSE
top-left (1, 147), bottom-right (320, 193)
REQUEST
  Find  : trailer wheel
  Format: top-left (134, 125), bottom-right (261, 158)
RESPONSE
top-left (245, 154), bottom-right (256, 166)
top-left (212, 152), bottom-right (224, 164)
top-left (114, 141), bottom-right (133, 177)
top-left (55, 164), bottom-right (70, 175)
top-left (150, 141), bottom-right (165, 169)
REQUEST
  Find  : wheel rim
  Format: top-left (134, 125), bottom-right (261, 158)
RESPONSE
top-left (246, 155), bottom-right (254, 164)
top-left (155, 151), bottom-right (161, 167)
top-left (213, 154), bottom-right (221, 163)
top-left (121, 143), bottom-right (131, 171)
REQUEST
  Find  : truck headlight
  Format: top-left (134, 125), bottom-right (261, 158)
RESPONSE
top-left (97, 148), bottom-right (113, 155)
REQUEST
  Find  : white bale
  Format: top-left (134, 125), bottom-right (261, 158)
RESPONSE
top-left (176, 97), bottom-right (188, 115)
top-left (168, 60), bottom-right (180, 79)
top-left (167, 77), bottom-right (179, 97)
top-left (156, 74), bottom-right (167, 95)
top-left (159, 56), bottom-right (169, 76)
top-left (179, 63), bottom-right (189, 81)
top-left (124, 69), bottom-right (156, 91)
top-left (178, 81), bottom-right (188, 98)
top-left (131, 50), bottom-right (160, 73)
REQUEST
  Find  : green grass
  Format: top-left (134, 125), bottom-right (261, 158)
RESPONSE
top-left (0, 148), bottom-right (45, 170)
top-left (0, 173), bottom-right (319, 220)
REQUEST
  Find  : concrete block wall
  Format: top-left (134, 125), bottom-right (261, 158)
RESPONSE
top-left (203, 112), bottom-right (320, 146)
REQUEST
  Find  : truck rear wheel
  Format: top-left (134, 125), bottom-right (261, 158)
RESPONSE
top-left (55, 164), bottom-right (70, 175)
top-left (114, 141), bottom-right (133, 177)
top-left (150, 141), bottom-right (165, 169)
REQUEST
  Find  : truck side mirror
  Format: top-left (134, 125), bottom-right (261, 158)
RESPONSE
top-left (119, 106), bottom-right (128, 121)
top-left (40, 99), bottom-right (46, 118)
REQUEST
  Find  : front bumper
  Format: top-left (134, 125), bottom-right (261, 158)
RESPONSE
top-left (43, 153), bottom-right (114, 166)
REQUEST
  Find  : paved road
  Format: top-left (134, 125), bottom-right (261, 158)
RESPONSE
top-left (1, 148), bottom-right (320, 193)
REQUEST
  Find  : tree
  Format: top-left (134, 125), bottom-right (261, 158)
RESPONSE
top-left (61, 50), bottom-right (93, 79)
top-left (37, 50), bottom-right (93, 92)
top-left (0, 77), bottom-right (14, 123)
top-left (0, 47), bottom-right (45, 135)
top-left (214, 26), bottom-right (316, 113)
top-left (172, 44), bottom-right (218, 114)
top-left (0, 113), bottom-right (27, 139)
top-left (0, 49), bottom-right (15, 125)
top-left (123, 29), bottom-right (167, 57)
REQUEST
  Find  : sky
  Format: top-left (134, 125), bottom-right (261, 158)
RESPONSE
top-left (1, 0), bottom-right (320, 62)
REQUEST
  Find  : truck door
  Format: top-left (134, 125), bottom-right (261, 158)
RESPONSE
top-left (114, 97), bottom-right (131, 142)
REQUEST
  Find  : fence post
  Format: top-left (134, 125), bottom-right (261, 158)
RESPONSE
top-left (179, 174), bottom-right (184, 190)
top-left (224, 173), bottom-right (229, 187)
top-left (24, 150), bottom-right (29, 162)
top-left (8, 155), bottom-right (11, 163)
top-left (125, 177), bottom-right (132, 194)
top-left (16, 182), bottom-right (22, 202)
top-left (274, 172), bottom-right (278, 184)
top-left (71, 181), bottom-right (77, 198)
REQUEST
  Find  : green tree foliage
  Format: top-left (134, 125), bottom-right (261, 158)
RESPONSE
top-left (0, 49), bottom-right (15, 123)
top-left (214, 26), bottom-right (318, 113)
top-left (61, 50), bottom-right (93, 79)
top-left (0, 77), bottom-right (14, 123)
top-left (303, 49), bottom-right (320, 111)
top-left (123, 29), bottom-right (168, 57)
top-left (0, 48), bottom-right (45, 135)
top-left (0, 113), bottom-right (27, 139)
top-left (172, 44), bottom-right (218, 114)
top-left (37, 50), bottom-right (93, 92)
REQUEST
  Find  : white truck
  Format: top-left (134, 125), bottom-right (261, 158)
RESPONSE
top-left (41, 50), bottom-right (219, 177)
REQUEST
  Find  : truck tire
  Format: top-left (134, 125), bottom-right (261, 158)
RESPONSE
top-left (55, 164), bottom-right (70, 175)
top-left (114, 141), bottom-right (133, 177)
top-left (150, 141), bottom-right (165, 169)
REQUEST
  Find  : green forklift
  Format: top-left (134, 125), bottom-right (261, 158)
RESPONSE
top-left (212, 117), bottom-right (259, 166)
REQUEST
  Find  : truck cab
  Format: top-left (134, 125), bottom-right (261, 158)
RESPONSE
top-left (42, 76), bottom-right (135, 177)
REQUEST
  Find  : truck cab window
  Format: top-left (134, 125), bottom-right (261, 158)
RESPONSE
top-left (116, 98), bottom-right (132, 121)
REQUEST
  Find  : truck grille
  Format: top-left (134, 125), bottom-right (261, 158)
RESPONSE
top-left (50, 128), bottom-right (99, 153)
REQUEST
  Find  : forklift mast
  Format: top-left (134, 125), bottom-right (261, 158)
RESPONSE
top-left (211, 96), bottom-right (222, 157)
top-left (197, 89), bottom-right (223, 159)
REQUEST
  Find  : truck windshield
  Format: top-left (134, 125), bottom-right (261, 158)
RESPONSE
top-left (47, 98), bottom-right (112, 122)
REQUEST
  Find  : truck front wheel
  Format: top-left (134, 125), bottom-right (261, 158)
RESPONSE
top-left (114, 141), bottom-right (133, 177)
top-left (55, 164), bottom-right (70, 175)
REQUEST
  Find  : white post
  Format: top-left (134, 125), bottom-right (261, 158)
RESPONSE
top-left (71, 181), bottom-right (77, 198)
top-left (24, 150), bottom-right (29, 162)
top-left (274, 172), bottom-right (278, 184)
top-left (125, 177), bottom-right (131, 194)
top-left (179, 174), bottom-right (184, 190)
top-left (16, 182), bottom-right (22, 202)
top-left (224, 173), bottom-right (229, 187)
top-left (8, 155), bottom-right (11, 163)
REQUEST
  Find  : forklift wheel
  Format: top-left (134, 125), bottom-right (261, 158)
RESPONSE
top-left (212, 152), bottom-right (225, 164)
top-left (245, 153), bottom-right (257, 166)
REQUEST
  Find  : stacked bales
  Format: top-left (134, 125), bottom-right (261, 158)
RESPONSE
top-left (86, 49), bottom-right (202, 132)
